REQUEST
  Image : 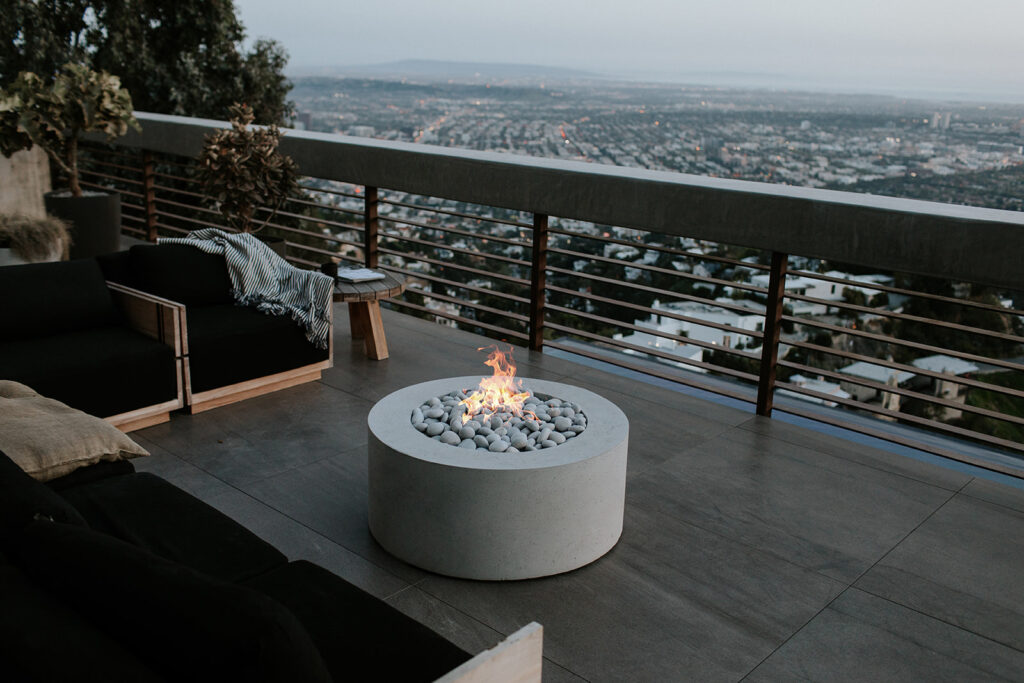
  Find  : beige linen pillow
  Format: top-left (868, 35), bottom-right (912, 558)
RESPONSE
top-left (0, 381), bottom-right (149, 481)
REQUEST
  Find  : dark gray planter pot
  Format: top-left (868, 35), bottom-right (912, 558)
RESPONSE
top-left (258, 234), bottom-right (287, 259)
top-left (44, 190), bottom-right (121, 259)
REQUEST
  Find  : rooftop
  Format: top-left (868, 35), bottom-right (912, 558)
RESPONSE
top-left (128, 306), bottom-right (1024, 680)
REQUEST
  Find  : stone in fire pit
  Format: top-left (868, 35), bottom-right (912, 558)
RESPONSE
top-left (368, 359), bottom-right (628, 580)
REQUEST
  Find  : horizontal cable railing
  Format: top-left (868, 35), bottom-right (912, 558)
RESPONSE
top-left (75, 112), bottom-right (1024, 477)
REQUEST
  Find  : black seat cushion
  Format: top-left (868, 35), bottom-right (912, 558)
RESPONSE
top-left (0, 325), bottom-right (178, 418)
top-left (10, 521), bottom-right (332, 683)
top-left (0, 450), bottom-right (87, 545)
top-left (130, 244), bottom-right (234, 306)
top-left (60, 472), bottom-right (287, 582)
top-left (244, 560), bottom-right (472, 682)
top-left (0, 551), bottom-right (163, 683)
top-left (0, 258), bottom-right (119, 343)
top-left (187, 304), bottom-right (329, 393)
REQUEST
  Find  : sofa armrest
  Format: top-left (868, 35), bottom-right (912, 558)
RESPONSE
top-left (106, 282), bottom-right (186, 357)
top-left (434, 622), bottom-right (543, 683)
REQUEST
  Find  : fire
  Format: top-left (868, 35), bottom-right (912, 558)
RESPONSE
top-left (459, 345), bottom-right (532, 424)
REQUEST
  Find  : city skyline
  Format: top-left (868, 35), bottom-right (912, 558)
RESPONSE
top-left (234, 0), bottom-right (1024, 103)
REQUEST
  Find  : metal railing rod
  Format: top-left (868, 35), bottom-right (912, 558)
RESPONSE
top-left (79, 157), bottom-right (143, 175)
top-left (788, 269), bottom-right (1024, 317)
top-left (376, 246), bottom-right (531, 286)
top-left (415, 289), bottom-right (531, 323)
top-left (284, 195), bottom-right (365, 219)
top-left (377, 214), bottom-right (528, 247)
top-left (548, 226), bottom-right (771, 271)
top-left (778, 358), bottom-right (1024, 426)
top-left (78, 169), bottom-right (144, 188)
top-left (80, 144), bottom-right (139, 161)
top-left (545, 302), bottom-right (761, 360)
top-left (153, 196), bottom-right (223, 217)
top-left (379, 230), bottom-right (531, 267)
top-left (379, 196), bottom-right (534, 229)
top-left (385, 298), bottom-right (529, 340)
top-left (79, 178), bottom-right (144, 199)
top-left (545, 338), bottom-right (756, 403)
top-left (297, 183), bottom-right (363, 200)
top-left (774, 379), bottom-right (1024, 454)
top-left (151, 170), bottom-right (201, 185)
top-left (545, 321), bottom-right (760, 382)
top-left (783, 315), bottom-right (1024, 374)
top-left (546, 265), bottom-right (766, 316)
top-left (786, 291), bottom-right (1024, 346)
top-left (549, 246), bottom-right (768, 295)
top-left (546, 284), bottom-right (765, 340)
top-left (283, 240), bottom-right (351, 260)
top-left (785, 339), bottom-right (1024, 399)
top-left (378, 264), bottom-right (530, 306)
top-left (151, 221), bottom-right (190, 235)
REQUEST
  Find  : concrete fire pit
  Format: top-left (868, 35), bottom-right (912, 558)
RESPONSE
top-left (367, 376), bottom-right (628, 580)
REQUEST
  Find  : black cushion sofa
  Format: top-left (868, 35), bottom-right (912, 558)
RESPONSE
top-left (99, 244), bottom-right (332, 414)
top-left (0, 450), bottom-right (473, 682)
top-left (0, 258), bottom-right (183, 431)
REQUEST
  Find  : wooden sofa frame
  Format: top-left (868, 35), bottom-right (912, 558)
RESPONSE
top-left (104, 282), bottom-right (186, 432)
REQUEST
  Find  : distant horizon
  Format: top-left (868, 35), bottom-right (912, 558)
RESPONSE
top-left (234, 0), bottom-right (1024, 107)
top-left (284, 58), bottom-right (1024, 107)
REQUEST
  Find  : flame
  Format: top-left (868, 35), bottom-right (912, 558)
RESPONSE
top-left (459, 345), bottom-right (532, 424)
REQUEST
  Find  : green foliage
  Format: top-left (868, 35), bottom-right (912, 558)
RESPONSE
top-left (1, 0), bottom-right (293, 125)
top-left (0, 63), bottom-right (139, 196)
top-left (957, 371), bottom-right (1024, 445)
top-left (196, 103), bottom-right (298, 233)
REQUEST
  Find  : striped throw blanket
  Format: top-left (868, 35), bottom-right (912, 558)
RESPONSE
top-left (159, 229), bottom-right (334, 349)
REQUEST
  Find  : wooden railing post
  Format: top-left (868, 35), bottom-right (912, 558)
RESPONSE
top-left (364, 186), bottom-right (379, 268)
top-left (756, 251), bottom-right (788, 416)
top-left (529, 213), bottom-right (549, 351)
top-left (142, 151), bottom-right (157, 242)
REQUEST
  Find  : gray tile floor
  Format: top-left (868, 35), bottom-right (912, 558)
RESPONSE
top-left (132, 307), bottom-right (1024, 682)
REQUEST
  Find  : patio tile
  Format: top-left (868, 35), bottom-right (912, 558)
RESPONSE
top-left (854, 493), bottom-right (1024, 651)
top-left (960, 476), bottom-right (1024, 514)
top-left (200, 485), bottom-right (410, 600)
top-left (384, 585), bottom-right (506, 655)
top-left (238, 447), bottom-right (428, 584)
top-left (745, 588), bottom-right (1024, 682)
top-left (634, 426), bottom-right (955, 583)
top-left (416, 502), bottom-right (843, 682)
top-left (738, 415), bottom-right (972, 491)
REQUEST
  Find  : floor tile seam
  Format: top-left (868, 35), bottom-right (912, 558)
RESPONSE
top-left (628, 505), bottom-right (856, 604)
top-left (179, 454), bottom-right (415, 587)
top-left (841, 478), bottom-right (968, 587)
top-left (730, 419), bottom-right (968, 493)
top-left (737, 584), bottom-right (857, 682)
top-left (312, 377), bottom-right (381, 404)
top-left (846, 584), bottom-right (1024, 656)
top-left (955, 485), bottom-right (1024, 516)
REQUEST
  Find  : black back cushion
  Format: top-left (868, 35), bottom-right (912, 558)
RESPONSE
top-left (130, 244), bottom-right (233, 306)
top-left (0, 259), bottom-right (119, 342)
top-left (11, 520), bottom-right (332, 683)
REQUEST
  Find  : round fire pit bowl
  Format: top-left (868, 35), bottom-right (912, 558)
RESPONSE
top-left (368, 376), bottom-right (628, 580)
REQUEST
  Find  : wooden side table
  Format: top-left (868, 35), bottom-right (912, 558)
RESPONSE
top-left (331, 272), bottom-right (406, 360)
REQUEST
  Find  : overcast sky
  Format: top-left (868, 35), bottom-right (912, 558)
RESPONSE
top-left (234, 0), bottom-right (1024, 102)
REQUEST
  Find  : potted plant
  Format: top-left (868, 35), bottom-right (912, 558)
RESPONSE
top-left (0, 63), bottom-right (140, 259)
top-left (195, 102), bottom-right (298, 257)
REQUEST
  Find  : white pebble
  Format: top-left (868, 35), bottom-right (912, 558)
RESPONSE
top-left (459, 439), bottom-right (476, 449)
top-left (440, 431), bottom-right (461, 445)
top-left (474, 435), bottom-right (489, 448)
top-left (425, 407), bottom-right (444, 419)
top-left (426, 422), bottom-right (445, 436)
top-left (488, 440), bottom-right (509, 452)
top-left (554, 417), bottom-right (572, 432)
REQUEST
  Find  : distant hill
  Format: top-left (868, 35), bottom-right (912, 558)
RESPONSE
top-left (289, 60), bottom-right (601, 81)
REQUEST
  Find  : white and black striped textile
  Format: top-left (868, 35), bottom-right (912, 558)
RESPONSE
top-left (159, 228), bottom-right (334, 349)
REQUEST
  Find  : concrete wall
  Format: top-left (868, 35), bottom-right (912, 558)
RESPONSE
top-left (0, 147), bottom-right (50, 218)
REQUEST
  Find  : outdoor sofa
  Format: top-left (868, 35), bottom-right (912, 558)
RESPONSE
top-left (0, 448), bottom-right (476, 681)
top-left (0, 257), bottom-right (183, 431)
top-left (99, 243), bottom-right (332, 413)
